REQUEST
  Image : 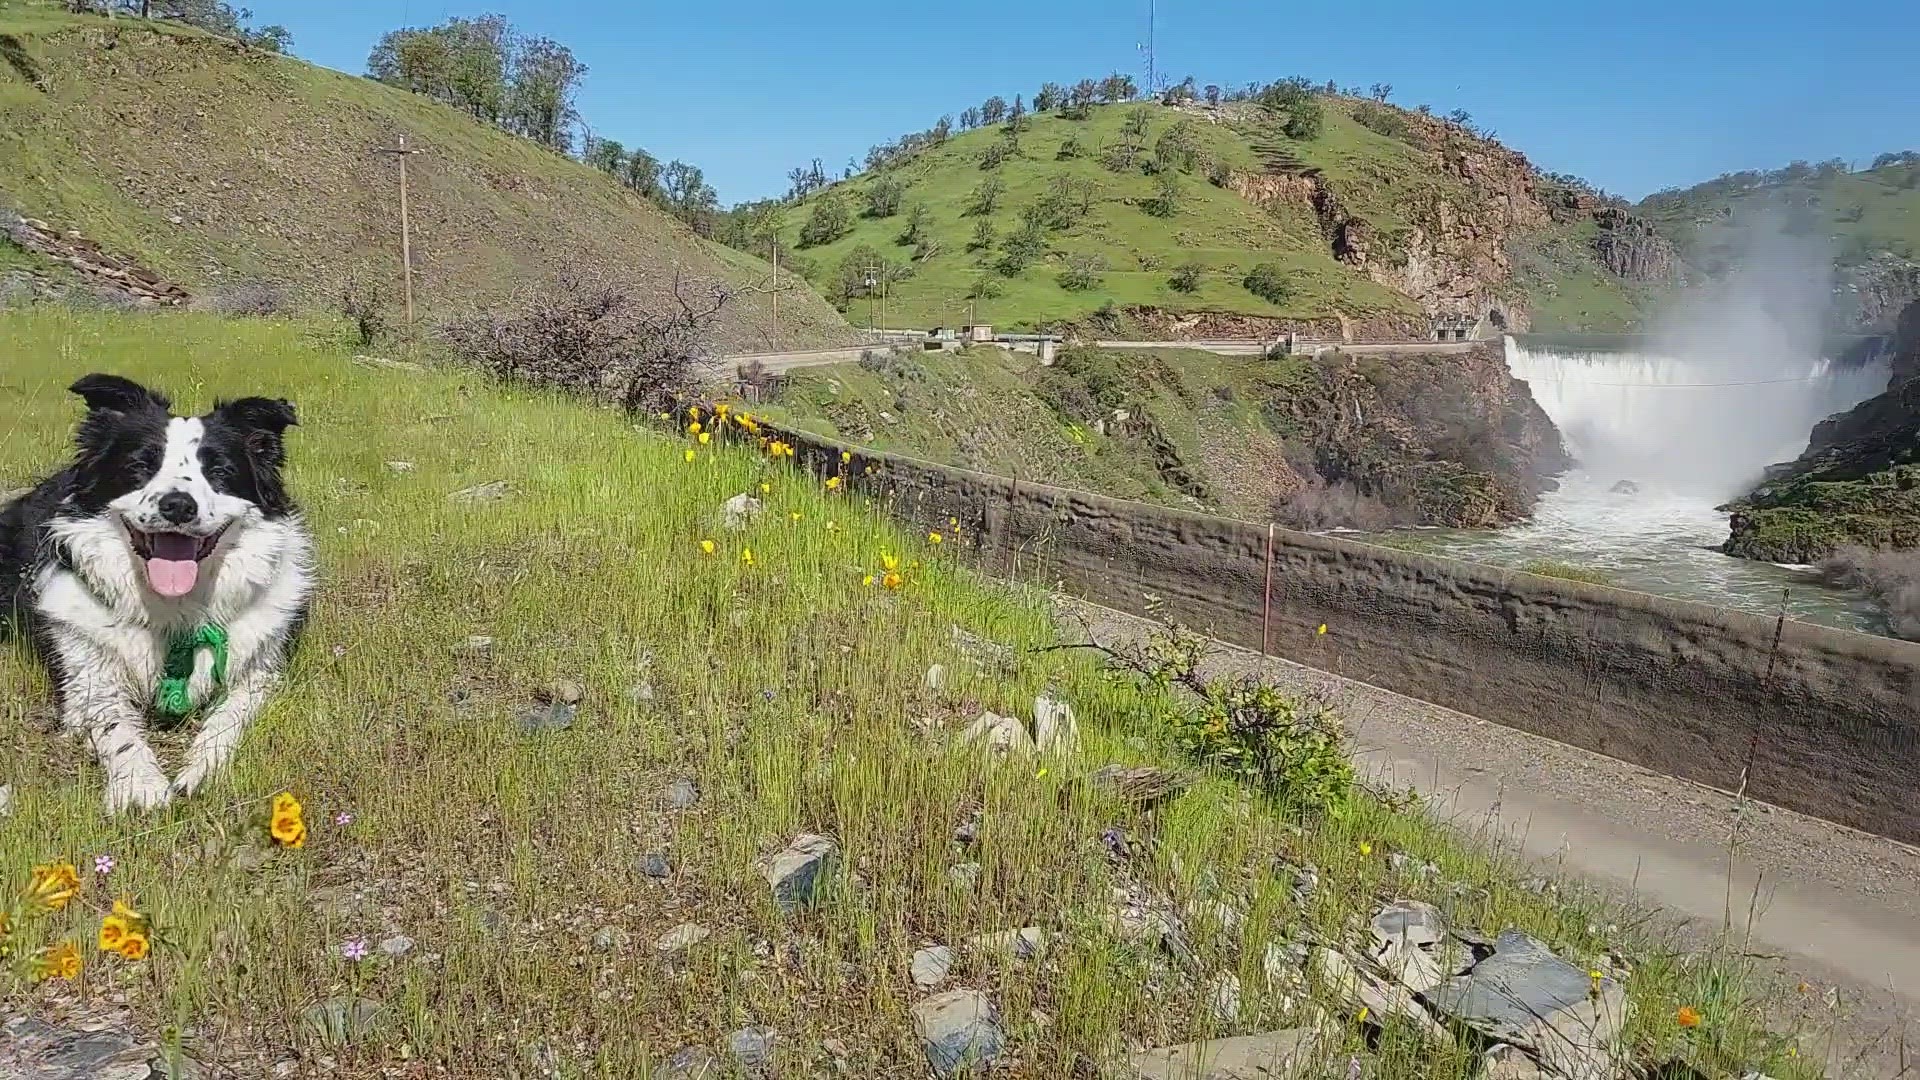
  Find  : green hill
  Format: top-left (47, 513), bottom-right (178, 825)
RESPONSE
top-left (770, 94), bottom-right (1650, 337)
top-left (1637, 154), bottom-right (1920, 332)
top-left (0, 0), bottom-right (852, 350)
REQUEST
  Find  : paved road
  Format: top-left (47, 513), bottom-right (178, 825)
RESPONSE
top-left (712, 338), bottom-right (1487, 376)
top-left (1062, 597), bottom-right (1920, 1079)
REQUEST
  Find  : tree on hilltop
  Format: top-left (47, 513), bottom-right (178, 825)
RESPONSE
top-left (1098, 73), bottom-right (1137, 103)
top-left (1036, 82), bottom-right (1066, 112)
top-left (982, 96), bottom-right (1009, 124)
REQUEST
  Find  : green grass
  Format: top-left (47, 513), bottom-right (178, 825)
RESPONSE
top-left (1518, 559), bottom-right (1614, 587)
top-left (1510, 221), bottom-right (1658, 333)
top-left (777, 102), bottom-right (1422, 331)
top-left (0, 313), bottom-right (1816, 1077)
top-left (1639, 160), bottom-right (1920, 275)
top-left (0, 0), bottom-right (849, 350)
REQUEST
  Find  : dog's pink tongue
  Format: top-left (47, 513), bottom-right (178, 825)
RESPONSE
top-left (144, 533), bottom-right (200, 598)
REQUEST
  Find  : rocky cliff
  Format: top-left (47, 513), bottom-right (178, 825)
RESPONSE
top-left (1723, 299), bottom-right (1920, 561)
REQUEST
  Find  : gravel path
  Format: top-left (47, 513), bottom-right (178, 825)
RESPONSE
top-left (1056, 597), bottom-right (1920, 1077)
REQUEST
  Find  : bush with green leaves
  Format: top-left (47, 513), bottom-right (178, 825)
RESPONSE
top-left (1056, 136), bottom-right (1084, 160)
top-left (1057, 253), bottom-right (1107, 291)
top-left (899, 203), bottom-right (932, 246)
top-left (967, 274), bottom-right (1004, 300)
top-left (798, 191), bottom-right (852, 248)
top-left (865, 175), bottom-right (906, 218)
top-left (1144, 172), bottom-right (1181, 218)
top-left (1244, 261), bottom-right (1292, 304)
top-left (979, 143), bottom-right (1011, 170)
top-left (1168, 261), bottom-right (1205, 293)
top-left (1352, 102), bottom-right (1410, 140)
top-left (967, 217), bottom-right (997, 252)
top-left (1103, 624), bottom-right (1353, 817)
top-left (967, 176), bottom-right (1006, 216)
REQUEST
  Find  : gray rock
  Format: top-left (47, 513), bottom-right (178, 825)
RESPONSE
top-left (725, 1026), bottom-right (776, 1071)
top-left (591, 926), bottom-right (631, 951)
top-left (518, 701), bottom-right (576, 733)
top-left (970, 926), bottom-right (1047, 961)
top-left (378, 934), bottom-right (414, 957)
top-left (1386, 852), bottom-right (1440, 878)
top-left (0, 1016), bottom-right (171, 1080)
top-left (0, 783), bottom-right (11, 819)
top-left (1483, 1044), bottom-right (1547, 1080)
top-left (628, 680), bottom-right (656, 702)
top-left (1428, 930), bottom-right (1625, 1080)
top-left (637, 852), bottom-right (673, 878)
top-left (924, 663), bottom-right (948, 691)
top-left (454, 634), bottom-right (495, 654)
top-left (548, 678), bottom-right (587, 705)
top-left (383, 460), bottom-right (415, 473)
top-left (1207, 971), bottom-right (1242, 1024)
top-left (720, 493), bottom-right (765, 531)
top-left (1032, 693), bottom-right (1079, 753)
top-left (1123, 1028), bottom-right (1323, 1079)
top-left (448, 480), bottom-right (512, 503)
top-left (1314, 948), bottom-right (1454, 1048)
top-left (958, 710), bottom-right (1031, 756)
top-left (911, 990), bottom-right (1004, 1077)
top-left (912, 945), bottom-right (955, 988)
top-left (658, 1046), bottom-right (720, 1080)
top-left (952, 809), bottom-right (981, 845)
top-left (477, 908), bottom-right (506, 934)
top-left (764, 833), bottom-right (838, 911)
top-left (655, 923), bottom-right (711, 955)
top-left (947, 862), bottom-right (981, 890)
top-left (664, 778), bottom-right (699, 809)
top-left (299, 996), bottom-right (384, 1049)
top-left (1609, 479), bottom-right (1640, 495)
top-left (1370, 899), bottom-right (1449, 994)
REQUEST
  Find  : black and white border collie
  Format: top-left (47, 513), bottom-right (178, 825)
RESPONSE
top-left (0, 374), bottom-right (313, 814)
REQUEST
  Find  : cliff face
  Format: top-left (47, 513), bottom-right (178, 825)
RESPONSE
top-left (1723, 299), bottom-right (1920, 561)
top-left (1271, 343), bottom-right (1571, 527)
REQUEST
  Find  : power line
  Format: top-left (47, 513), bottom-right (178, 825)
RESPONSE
top-left (1520, 373), bottom-right (1883, 388)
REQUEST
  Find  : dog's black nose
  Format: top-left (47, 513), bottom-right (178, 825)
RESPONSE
top-left (157, 491), bottom-right (197, 525)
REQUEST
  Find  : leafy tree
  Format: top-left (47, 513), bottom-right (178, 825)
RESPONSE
top-left (622, 149), bottom-right (662, 199)
top-left (931, 115), bottom-right (954, 144)
top-left (960, 106), bottom-right (982, 129)
top-left (1204, 84), bottom-right (1222, 107)
top-left (1283, 93), bottom-right (1324, 140)
top-left (660, 160), bottom-right (717, 228)
top-left (1369, 82), bottom-right (1393, 101)
top-left (979, 142), bottom-right (1011, 170)
top-left (1154, 120), bottom-right (1199, 173)
top-left (1058, 252), bottom-right (1107, 291)
top-left (866, 175), bottom-right (907, 218)
top-left (583, 136), bottom-right (626, 175)
top-left (1144, 172), bottom-right (1181, 218)
top-left (982, 96), bottom-right (1009, 124)
top-left (506, 35), bottom-right (587, 151)
top-left (899, 203), bottom-right (932, 247)
top-left (1035, 82), bottom-right (1066, 112)
top-left (1008, 94), bottom-right (1027, 130)
top-left (1098, 72), bottom-right (1137, 103)
top-left (1447, 108), bottom-right (1472, 126)
top-left (997, 216), bottom-right (1047, 275)
top-left (1169, 261), bottom-right (1205, 292)
top-left (799, 191), bottom-right (853, 248)
top-left (142, 0), bottom-right (291, 49)
top-left (967, 274), bottom-right (1004, 300)
top-left (1123, 106), bottom-right (1152, 139)
top-left (369, 15), bottom-right (512, 123)
top-left (1244, 262), bottom-right (1292, 305)
top-left (1067, 79), bottom-right (1099, 118)
top-left (1056, 136), bottom-right (1083, 160)
top-left (968, 217), bottom-right (998, 252)
top-left (968, 176), bottom-right (1006, 216)
top-left (1352, 103), bottom-right (1408, 140)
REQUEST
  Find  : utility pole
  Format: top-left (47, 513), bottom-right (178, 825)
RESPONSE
top-left (769, 236), bottom-right (780, 345)
top-left (1148, 0), bottom-right (1156, 99)
top-left (862, 258), bottom-right (881, 334)
top-left (375, 134), bottom-right (424, 339)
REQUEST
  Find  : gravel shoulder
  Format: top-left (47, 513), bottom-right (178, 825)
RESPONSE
top-left (1056, 597), bottom-right (1920, 1077)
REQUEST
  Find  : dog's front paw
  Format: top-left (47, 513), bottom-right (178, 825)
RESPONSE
top-left (170, 761), bottom-right (217, 799)
top-left (105, 768), bottom-right (173, 815)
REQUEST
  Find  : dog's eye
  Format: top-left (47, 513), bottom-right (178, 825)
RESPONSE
top-left (202, 450), bottom-right (233, 477)
top-left (131, 448), bottom-right (162, 477)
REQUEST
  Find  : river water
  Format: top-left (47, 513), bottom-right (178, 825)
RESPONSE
top-left (1361, 337), bottom-right (1893, 634)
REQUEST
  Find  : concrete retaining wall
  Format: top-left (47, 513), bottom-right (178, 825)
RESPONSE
top-left (772, 425), bottom-right (1920, 846)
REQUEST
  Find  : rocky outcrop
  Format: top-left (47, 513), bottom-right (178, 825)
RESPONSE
top-left (1120, 305), bottom-right (1429, 344)
top-left (1724, 298), bottom-right (1920, 561)
top-left (2, 210), bottom-right (190, 306)
top-left (1588, 207), bottom-right (1676, 283)
top-left (1271, 343), bottom-right (1571, 528)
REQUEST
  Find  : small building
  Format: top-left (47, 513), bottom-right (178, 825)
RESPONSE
top-left (962, 323), bottom-right (994, 343)
top-left (1430, 314), bottom-right (1476, 342)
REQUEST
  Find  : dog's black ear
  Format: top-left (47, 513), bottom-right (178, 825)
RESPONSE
top-left (69, 374), bottom-right (171, 415)
top-left (212, 396), bottom-right (299, 435)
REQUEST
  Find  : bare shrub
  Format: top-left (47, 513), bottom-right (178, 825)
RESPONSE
top-left (438, 268), bottom-right (733, 413)
top-left (1273, 477), bottom-right (1419, 532)
top-left (1818, 546), bottom-right (1920, 640)
top-left (735, 358), bottom-right (784, 403)
top-left (339, 272), bottom-right (389, 346)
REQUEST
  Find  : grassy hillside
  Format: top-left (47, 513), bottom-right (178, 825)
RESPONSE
top-left (0, 310), bottom-right (1810, 1078)
top-left (0, 0), bottom-right (851, 350)
top-left (753, 342), bottom-right (1565, 530)
top-left (1637, 156), bottom-right (1920, 331)
top-left (776, 98), bottom-right (1613, 335)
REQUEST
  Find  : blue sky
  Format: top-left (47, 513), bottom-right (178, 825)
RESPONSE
top-left (261, 0), bottom-right (1919, 206)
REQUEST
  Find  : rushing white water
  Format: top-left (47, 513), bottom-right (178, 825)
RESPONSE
top-left (1385, 338), bottom-right (1893, 633)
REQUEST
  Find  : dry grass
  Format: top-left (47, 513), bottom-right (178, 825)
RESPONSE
top-left (0, 310), bottom-right (1815, 1077)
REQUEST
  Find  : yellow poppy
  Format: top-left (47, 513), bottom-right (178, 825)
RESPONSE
top-left (119, 934), bottom-right (151, 961)
top-left (698, 432), bottom-right (711, 445)
top-left (683, 449), bottom-right (696, 463)
top-left (699, 539), bottom-right (717, 555)
top-left (270, 813), bottom-right (307, 849)
top-left (687, 421), bottom-right (702, 435)
top-left (928, 532), bottom-right (943, 545)
top-left (740, 548), bottom-right (755, 565)
top-left (26, 862), bottom-right (81, 912)
top-left (882, 571), bottom-right (903, 591)
top-left (825, 476), bottom-right (842, 491)
top-left (840, 451), bottom-right (852, 464)
top-left (1676, 1005), bottom-right (1701, 1028)
top-left (32, 941), bottom-right (82, 982)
